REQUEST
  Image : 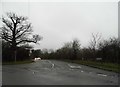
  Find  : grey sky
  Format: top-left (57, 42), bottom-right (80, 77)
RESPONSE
top-left (1, 1), bottom-right (118, 50)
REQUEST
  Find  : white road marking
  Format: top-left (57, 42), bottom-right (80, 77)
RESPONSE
top-left (47, 60), bottom-right (55, 69)
top-left (97, 74), bottom-right (107, 77)
top-left (33, 72), bottom-right (35, 74)
top-left (52, 64), bottom-right (55, 68)
top-left (81, 70), bottom-right (84, 72)
top-left (68, 64), bottom-right (81, 69)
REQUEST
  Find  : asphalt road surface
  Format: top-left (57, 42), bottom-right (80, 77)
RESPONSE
top-left (2, 60), bottom-right (119, 85)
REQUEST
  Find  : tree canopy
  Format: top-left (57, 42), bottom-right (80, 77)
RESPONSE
top-left (1, 12), bottom-right (42, 62)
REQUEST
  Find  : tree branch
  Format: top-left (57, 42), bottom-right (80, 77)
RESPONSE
top-left (16, 39), bottom-right (36, 45)
top-left (2, 18), bottom-right (13, 31)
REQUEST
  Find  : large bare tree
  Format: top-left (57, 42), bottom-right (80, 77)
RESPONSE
top-left (1, 12), bottom-right (42, 62)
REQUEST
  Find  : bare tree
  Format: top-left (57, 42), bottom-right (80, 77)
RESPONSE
top-left (89, 33), bottom-right (101, 59)
top-left (1, 12), bottom-right (42, 62)
top-left (98, 37), bottom-right (120, 63)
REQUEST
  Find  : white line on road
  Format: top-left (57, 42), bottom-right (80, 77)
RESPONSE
top-left (81, 70), bottom-right (84, 72)
top-left (47, 60), bottom-right (55, 69)
top-left (33, 72), bottom-right (35, 74)
top-left (52, 64), bottom-right (55, 68)
top-left (68, 64), bottom-right (81, 69)
top-left (97, 74), bottom-right (107, 77)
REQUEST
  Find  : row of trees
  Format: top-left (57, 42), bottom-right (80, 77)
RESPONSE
top-left (1, 12), bottom-right (119, 63)
top-left (33, 35), bottom-right (119, 63)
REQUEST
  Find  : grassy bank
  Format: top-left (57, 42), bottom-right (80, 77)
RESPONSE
top-left (60, 59), bottom-right (120, 73)
top-left (2, 60), bottom-right (33, 65)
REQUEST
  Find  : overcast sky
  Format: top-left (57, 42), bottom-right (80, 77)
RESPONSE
top-left (1, 0), bottom-right (118, 50)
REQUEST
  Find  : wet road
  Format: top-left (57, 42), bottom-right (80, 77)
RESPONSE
top-left (2, 60), bottom-right (119, 85)
top-left (0, 65), bottom-right (2, 86)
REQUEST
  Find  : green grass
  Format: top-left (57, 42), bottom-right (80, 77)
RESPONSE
top-left (61, 59), bottom-right (120, 73)
top-left (2, 60), bottom-right (33, 65)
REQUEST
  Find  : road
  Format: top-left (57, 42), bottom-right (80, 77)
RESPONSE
top-left (2, 60), bottom-right (119, 85)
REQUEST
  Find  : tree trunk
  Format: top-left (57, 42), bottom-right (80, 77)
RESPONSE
top-left (11, 42), bottom-right (17, 62)
top-left (14, 50), bottom-right (17, 62)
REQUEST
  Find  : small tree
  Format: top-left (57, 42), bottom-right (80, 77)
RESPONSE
top-left (89, 33), bottom-right (101, 60)
top-left (72, 39), bottom-right (81, 60)
top-left (60, 39), bottom-right (81, 60)
top-left (1, 12), bottom-right (42, 62)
